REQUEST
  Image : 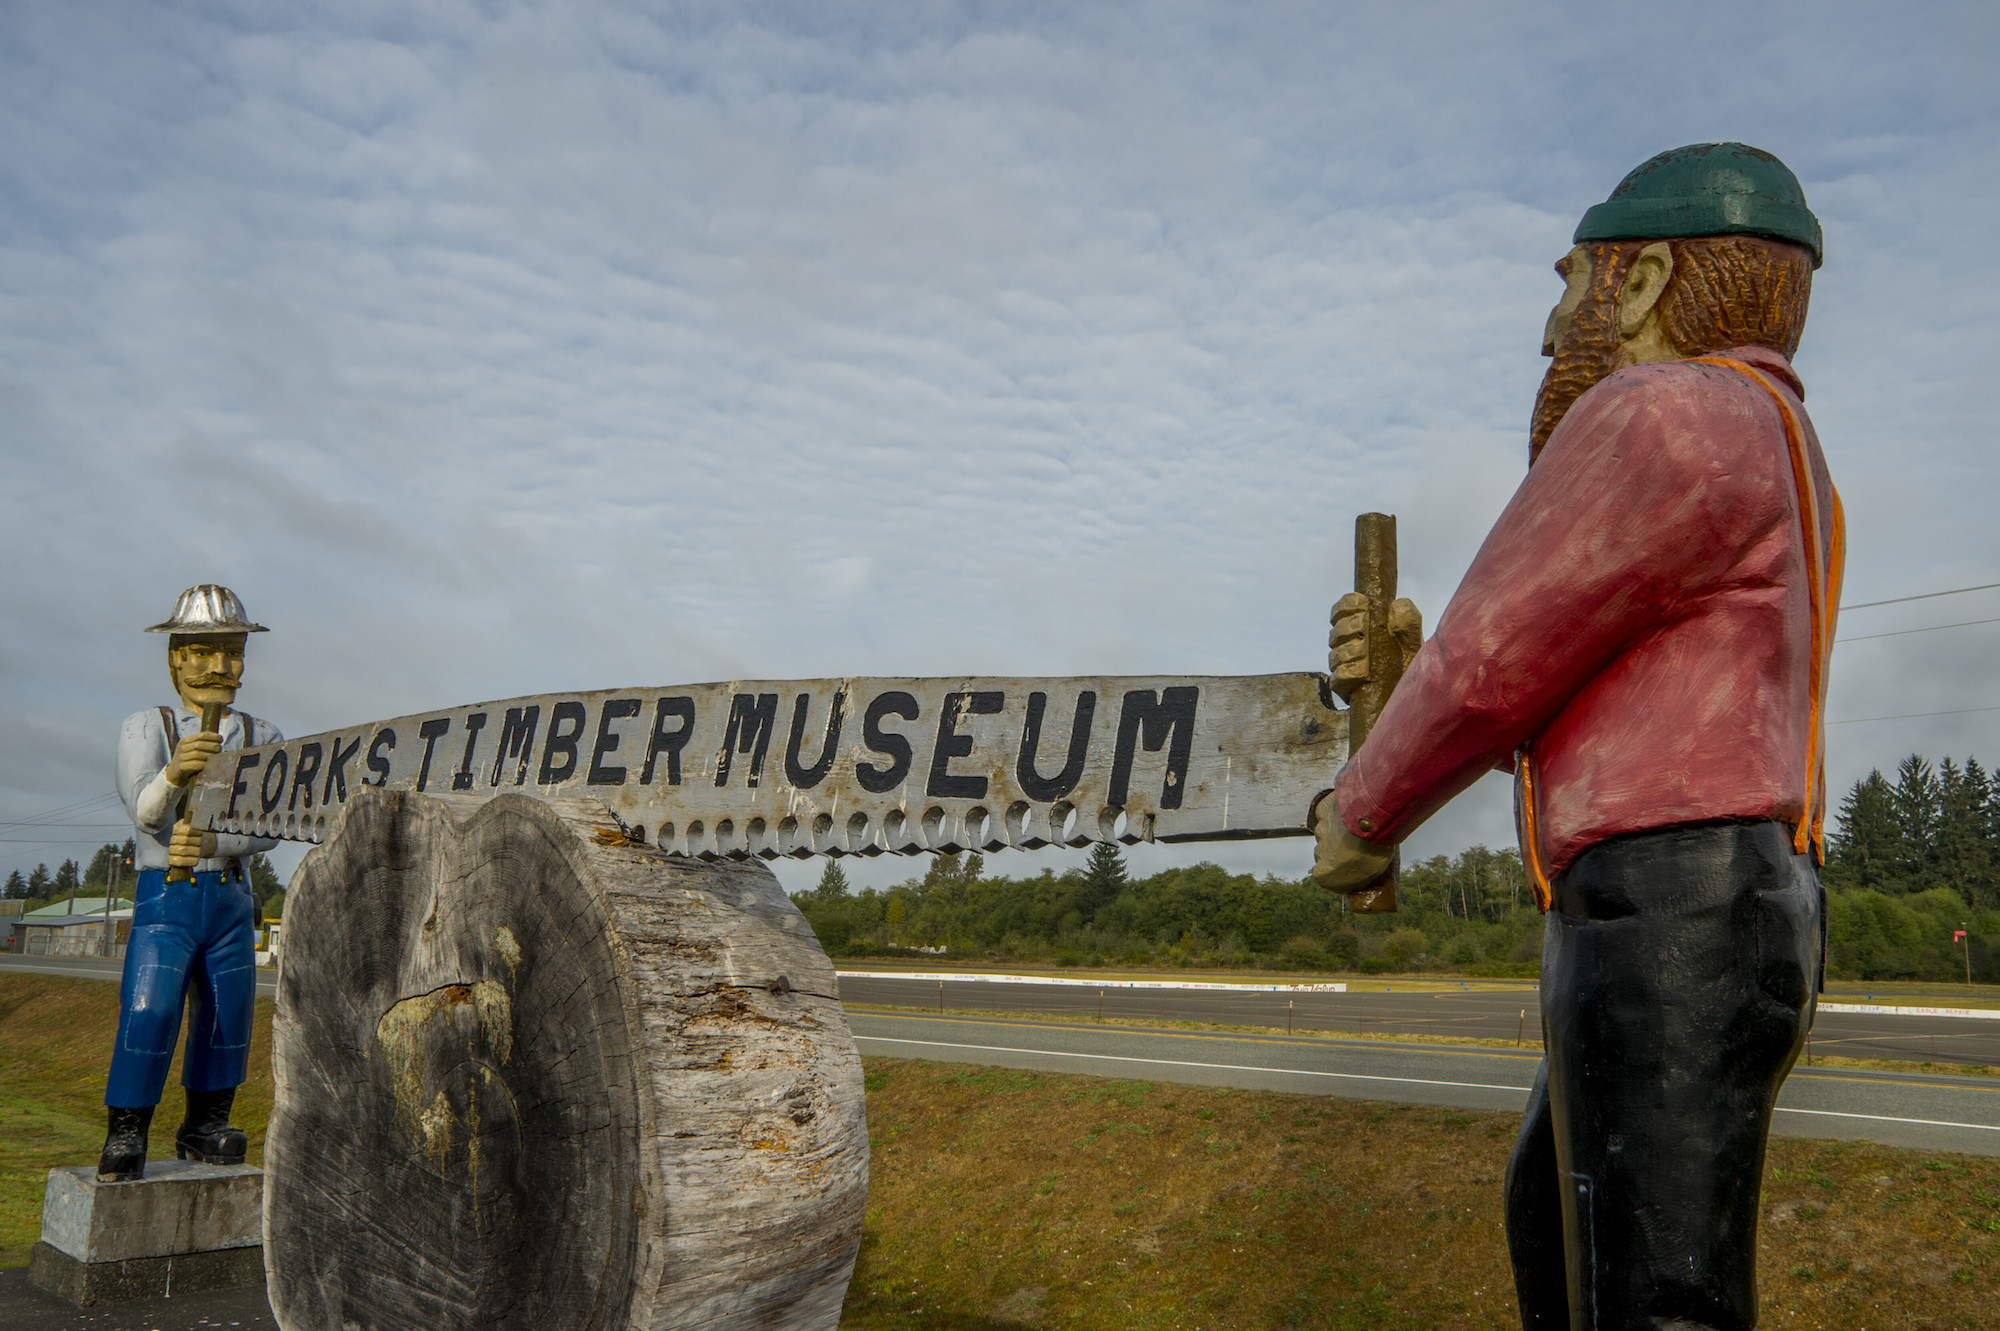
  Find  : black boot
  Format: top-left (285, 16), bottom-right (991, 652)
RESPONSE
top-left (175, 1087), bottom-right (248, 1165)
top-left (98, 1105), bottom-right (154, 1182)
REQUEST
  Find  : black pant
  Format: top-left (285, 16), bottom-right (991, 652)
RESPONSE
top-left (1504, 821), bottom-right (1822, 1331)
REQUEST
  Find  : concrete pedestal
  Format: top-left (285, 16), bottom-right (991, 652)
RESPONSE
top-left (29, 1160), bottom-right (264, 1307)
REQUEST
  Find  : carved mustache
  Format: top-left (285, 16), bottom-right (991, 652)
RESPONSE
top-left (187, 673), bottom-right (239, 687)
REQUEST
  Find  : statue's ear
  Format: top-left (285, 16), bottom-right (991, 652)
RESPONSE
top-left (1616, 241), bottom-right (1675, 337)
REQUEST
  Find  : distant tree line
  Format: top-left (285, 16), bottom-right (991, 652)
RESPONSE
top-left (5, 840), bottom-right (285, 918)
top-left (792, 841), bottom-right (1545, 977)
top-left (1820, 755), bottom-right (2000, 982)
top-left (791, 754), bottom-right (2000, 984)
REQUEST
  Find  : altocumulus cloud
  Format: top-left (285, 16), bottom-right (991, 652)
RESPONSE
top-left (2, 2), bottom-right (1997, 891)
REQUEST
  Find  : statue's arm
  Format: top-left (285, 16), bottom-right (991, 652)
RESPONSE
top-left (118, 710), bottom-right (180, 833)
top-left (1334, 369), bottom-right (1776, 846)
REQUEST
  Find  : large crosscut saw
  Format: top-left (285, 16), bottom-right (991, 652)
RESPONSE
top-left (185, 516), bottom-right (1407, 876)
top-left (186, 672), bottom-right (1346, 860)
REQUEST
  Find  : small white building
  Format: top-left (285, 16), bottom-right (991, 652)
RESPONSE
top-left (8, 912), bottom-right (132, 957)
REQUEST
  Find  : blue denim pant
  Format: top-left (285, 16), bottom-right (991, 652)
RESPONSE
top-left (105, 867), bottom-right (257, 1108)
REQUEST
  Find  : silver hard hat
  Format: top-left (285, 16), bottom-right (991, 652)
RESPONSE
top-left (144, 585), bottom-right (268, 635)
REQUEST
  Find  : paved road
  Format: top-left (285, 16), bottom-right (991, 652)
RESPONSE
top-left (11, 955), bottom-right (1993, 1154)
top-left (0, 1267), bottom-right (276, 1330)
top-left (13, 957), bottom-right (1989, 1071)
top-left (0, 953), bottom-right (279, 996)
top-left (848, 1010), bottom-right (2000, 1157)
top-left (838, 973), bottom-right (2000, 1066)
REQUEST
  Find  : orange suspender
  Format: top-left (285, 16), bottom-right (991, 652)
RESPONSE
top-left (1694, 357), bottom-right (1844, 862)
top-left (1515, 358), bottom-right (1844, 909)
top-left (1518, 749), bottom-right (1552, 912)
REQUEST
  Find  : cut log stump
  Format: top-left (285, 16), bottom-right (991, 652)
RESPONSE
top-left (264, 788), bottom-right (868, 1331)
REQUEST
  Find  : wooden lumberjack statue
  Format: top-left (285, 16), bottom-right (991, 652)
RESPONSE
top-left (163, 144), bottom-right (1830, 1331)
top-left (1312, 142), bottom-right (1837, 1331)
top-left (101, 585), bottom-right (282, 1182)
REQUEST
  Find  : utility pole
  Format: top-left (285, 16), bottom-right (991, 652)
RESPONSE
top-left (101, 845), bottom-right (128, 958)
top-left (1960, 924), bottom-right (1972, 987)
top-left (101, 849), bottom-right (115, 957)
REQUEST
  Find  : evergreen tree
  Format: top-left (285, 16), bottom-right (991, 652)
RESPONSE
top-left (1959, 757), bottom-right (1998, 909)
top-left (1937, 757), bottom-right (1996, 909)
top-left (27, 864), bottom-right (51, 899)
top-left (1076, 843), bottom-right (1128, 922)
top-left (919, 852), bottom-right (961, 893)
top-left (3, 870), bottom-right (24, 900)
top-left (85, 843), bottom-right (115, 887)
top-left (1891, 755), bottom-right (1942, 890)
top-left (53, 859), bottom-right (80, 901)
top-left (1825, 770), bottom-right (1903, 892)
top-left (813, 861), bottom-right (851, 901)
top-left (247, 853), bottom-right (283, 913)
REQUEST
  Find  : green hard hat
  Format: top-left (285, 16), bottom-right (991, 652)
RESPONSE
top-left (1575, 142), bottom-right (1822, 268)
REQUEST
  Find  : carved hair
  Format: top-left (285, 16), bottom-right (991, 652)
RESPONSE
top-left (1528, 242), bottom-right (1641, 463)
top-left (1657, 234), bottom-right (1813, 359)
top-left (1529, 234), bottom-right (1814, 462)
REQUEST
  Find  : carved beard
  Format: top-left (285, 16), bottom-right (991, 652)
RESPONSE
top-left (1528, 244), bottom-right (1640, 466)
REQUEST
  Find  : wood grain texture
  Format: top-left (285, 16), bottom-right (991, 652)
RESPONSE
top-left (265, 788), bottom-right (867, 1331)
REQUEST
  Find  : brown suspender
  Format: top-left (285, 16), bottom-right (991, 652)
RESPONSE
top-left (155, 706), bottom-right (250, 882)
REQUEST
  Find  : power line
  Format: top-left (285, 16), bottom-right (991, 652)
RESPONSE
top-left (1836, 616), bottom-right (2000, 644)
top-left (1830, 705), bottom-right (2000, 726)
top-left (1, 792), bottom-right (123, 826)
top-left (1841, 582), bottom-right (2000, 611)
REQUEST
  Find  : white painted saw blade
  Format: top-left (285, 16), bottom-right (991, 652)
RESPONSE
top-left (186, 673), bottom-right (1347, 860)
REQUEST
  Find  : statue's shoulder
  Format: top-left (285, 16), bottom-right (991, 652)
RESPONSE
top-left (120, 706), bottom-right (171, 737)
top-left (1584, 358), bottom-right (1788, 434)
top-left (236, 711), bottom-right (284, 747)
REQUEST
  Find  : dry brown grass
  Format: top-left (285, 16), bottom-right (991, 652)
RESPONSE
top-left (4, 974), bottom-right (1997, 1329)
top-left (845, 1059), bottom-right (2000, 1330)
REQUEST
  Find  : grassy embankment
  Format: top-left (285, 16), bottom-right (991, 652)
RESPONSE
top-left (3, 974), bottom-right (1997, 1328)
top-left (0, 974), bottom-right (277, 1267)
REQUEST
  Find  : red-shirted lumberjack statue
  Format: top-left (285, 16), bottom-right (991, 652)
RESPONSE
top-left (1312, 143), bottom-right (1838, 1331)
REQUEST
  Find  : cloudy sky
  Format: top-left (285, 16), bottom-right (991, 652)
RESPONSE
top-left (4, 2), bottom-right (1997, 895)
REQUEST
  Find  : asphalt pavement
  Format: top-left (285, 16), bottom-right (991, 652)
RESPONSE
top-left (0, 953), bottom-right (278, 996)
top-left (836, 972), bottom-right (2000, 1066)
top-left (5, 953), bottom-right (1997, 1326)
top-left (10, 956), bottom-right (1992, 1071)
top-left (0, 1267), bottom-right (277, 1330)
top-left (847, 1009), bottom-right (2000, 1156)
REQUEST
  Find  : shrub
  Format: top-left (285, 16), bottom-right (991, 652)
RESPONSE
top-left (1379, 928), bottom-right (1429, 969)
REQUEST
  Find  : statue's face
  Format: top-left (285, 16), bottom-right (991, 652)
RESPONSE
top-left (168, 635), bottom-right (247, 712)
top-left (1542, 245), bottom-right (1596, 357)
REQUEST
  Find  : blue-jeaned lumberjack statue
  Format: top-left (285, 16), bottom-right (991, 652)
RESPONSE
top-left (100, 585), bottom-right (283, 1182)
top-left (1312, 144), bottom-right (1839, 1330)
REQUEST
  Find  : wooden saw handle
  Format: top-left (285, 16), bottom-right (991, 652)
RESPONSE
top-left (165, 702), bottom-right (224, 883)
top-left (1347, 513), bottom-right (1403, 914)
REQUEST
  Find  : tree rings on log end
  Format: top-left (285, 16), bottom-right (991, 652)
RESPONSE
top-left (266, 789), bottom-right (867, 1331)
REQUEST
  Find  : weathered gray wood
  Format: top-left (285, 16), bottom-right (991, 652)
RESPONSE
top-left (189, 673), bottom-right (1348, 860)
top-left (265, 787), bottom-right (867, 1331)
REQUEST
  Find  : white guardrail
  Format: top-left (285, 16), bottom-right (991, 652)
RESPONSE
top-left (836, 970), bottom-right (1346, 993)
top-left (834, 978), bottom-right (2000, 1011)
top-left (1817, 1002), bottom-right (2000, 1021)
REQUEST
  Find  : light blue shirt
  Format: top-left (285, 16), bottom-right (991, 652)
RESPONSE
top-left (118, 705), bottom-right (282, 874)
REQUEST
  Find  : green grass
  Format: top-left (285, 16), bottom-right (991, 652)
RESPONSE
top-left (5, 973), bottom-right (1998, 1329)
top-left (0, 974), bottom-right (274, 1267)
